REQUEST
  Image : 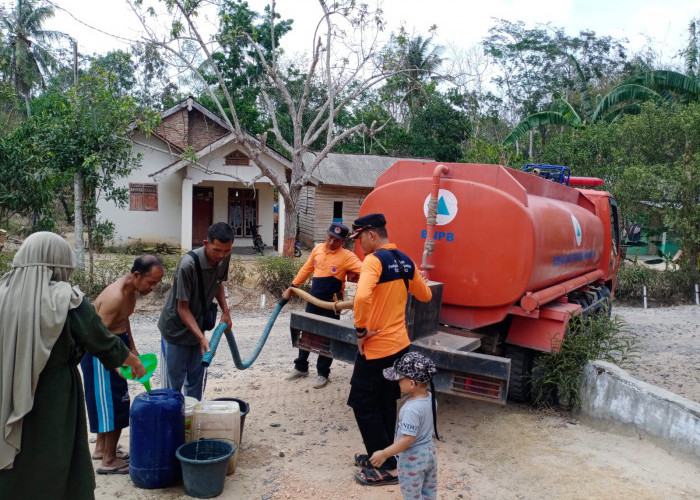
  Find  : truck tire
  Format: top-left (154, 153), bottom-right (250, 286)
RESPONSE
top-left (598, 286), bottom-right (612, 318)
top-left (505, 345), bottom-right (534, 403)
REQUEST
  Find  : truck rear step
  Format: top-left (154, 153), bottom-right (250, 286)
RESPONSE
top-left (290, 312), bottom-right (511, 404)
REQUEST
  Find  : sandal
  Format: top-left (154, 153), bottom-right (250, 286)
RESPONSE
top-left (92, 451), bottom-right (129, 461)
top-left (354, 453), bottom-right (372, 468)
top-left (354, 467), bottom-right (398, 486)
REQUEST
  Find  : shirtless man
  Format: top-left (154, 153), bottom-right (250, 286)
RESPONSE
top-left (80, 255), bottom-right (164, 474)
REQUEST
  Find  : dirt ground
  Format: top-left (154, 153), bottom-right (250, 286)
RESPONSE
top-left (91, 298), bottom-right (700, 500)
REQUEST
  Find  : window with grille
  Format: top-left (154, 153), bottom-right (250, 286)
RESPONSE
top-left (224, 150), bottom-right (250, 166)
top-left (129, 183), bottom-right (158, 211)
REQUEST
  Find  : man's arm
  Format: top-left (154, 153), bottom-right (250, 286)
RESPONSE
top-left (343, 249), bottom-right (363, 283)
top-left (291, 246), bottom-right (318, 287)
top-left (215, 283), bottom-right (232, 330)
top-left (125, 318), bottom-right (138, 356)
top-left (353, 256), bottom-right (382, 355)
top-left (409, 264), bottom-right (433, 303)
top-left (176, 299), bottom-right (209, 355)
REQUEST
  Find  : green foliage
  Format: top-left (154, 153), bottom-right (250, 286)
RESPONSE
top-left (0, 248), bottom-right (16, 275)
top-left (532, 313), bottom-right (639, 409)
top-left (201, 0), bottom-right (293, 133)
top-left (0, 121), bottom-right (59, 227)
top-left (612, 102), bottom-right (700, 283)
top-left (461, 138), bottom-right (524, 165)
top-left (2, 0), bottom-right (66, 112)
top-left (70, 256), bottom-right (133, 298)
top-left (254, 256), bottom-right (306, 296)
top-left (615, 264), bottom-right (695, 304)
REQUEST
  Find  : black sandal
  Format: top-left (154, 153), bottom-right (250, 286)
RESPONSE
top-left (354, 467), bottom-right (398, 486)
top-left (354, 453), bottom-right (372, 468)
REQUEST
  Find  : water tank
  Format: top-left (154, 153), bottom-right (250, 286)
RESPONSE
top-left (358, 162), bottom-right (605, 329)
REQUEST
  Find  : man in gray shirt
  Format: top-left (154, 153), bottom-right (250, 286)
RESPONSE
top-left (158, 222), bottom-right (234, 400)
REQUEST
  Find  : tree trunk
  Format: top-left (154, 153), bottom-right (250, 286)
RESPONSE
top-left (59, 193), bottom-right (73, 224)
top-left (73, 172), bottom-right (85, 270)
top-left (282, 204), bottom-right (298, 258)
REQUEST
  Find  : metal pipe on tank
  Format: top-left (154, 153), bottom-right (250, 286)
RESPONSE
top-left (420, 164), bottom-right (451, 280)
top-left (519, 269), bottom-right (604, 312)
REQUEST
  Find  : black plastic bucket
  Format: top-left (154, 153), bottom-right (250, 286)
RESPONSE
top-left (176, 439), bottom-right (234, 498)
top-left (212, 398), bottom-right (250, 443)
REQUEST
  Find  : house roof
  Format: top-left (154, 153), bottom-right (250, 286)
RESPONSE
top-left (147, 97), bottom-right (292, 181)
top-left (304, 152), bottom-right (432, 188)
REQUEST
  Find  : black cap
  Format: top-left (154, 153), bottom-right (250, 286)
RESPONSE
top-left (327, 222), bottom-right (349, 240)
top-left (349, 213), bottom-right (386, 239)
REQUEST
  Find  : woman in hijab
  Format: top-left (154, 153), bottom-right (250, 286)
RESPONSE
top-left (0, 232), bottom-right (146, 499)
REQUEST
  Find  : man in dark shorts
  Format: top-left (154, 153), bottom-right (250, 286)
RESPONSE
top-left (81, 255), bottom-right (163, 474)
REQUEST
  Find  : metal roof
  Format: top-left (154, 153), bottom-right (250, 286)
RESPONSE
top-left (304, 152), bottom-right (431, 188)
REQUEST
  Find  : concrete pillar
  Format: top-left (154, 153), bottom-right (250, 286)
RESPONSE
top-left (181, 178), bottom-right (193, 251)
top-left (277, 190), bottom-right (286, 254)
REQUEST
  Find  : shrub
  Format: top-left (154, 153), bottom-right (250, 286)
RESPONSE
top-left (0, 248), bottom-right (16, 274)
top-left (71, 256), bottom-right (134, 298)
top-left (71, 254), bottom-right (178, 299)
top-left (531, 312), bottom-right (639, 410)
top-left (228, 256), bottom-right (248, 286)
top-left (124, 238), bottom-right (146, 254)
top-left (254, 256), bottom-right (308, 296)
top-left (615, 263), bottom-right (694, 304)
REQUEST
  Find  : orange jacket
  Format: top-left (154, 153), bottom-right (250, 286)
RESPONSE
top-left (293, 243), bottom-right (362, 300)
top-left (354, 243), bottom-right (432, 359)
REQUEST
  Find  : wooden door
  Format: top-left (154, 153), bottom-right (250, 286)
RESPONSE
top-left (192, 186), bottom-right (214, 247)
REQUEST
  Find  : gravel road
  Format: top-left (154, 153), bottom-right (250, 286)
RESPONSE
top-left (89, 301), bottom-right (699, 500)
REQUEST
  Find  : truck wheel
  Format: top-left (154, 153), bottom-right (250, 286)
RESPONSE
top-left (505, 345), bottom-right (534, 403)
top-left (599, 286), bottom-right (612, 318)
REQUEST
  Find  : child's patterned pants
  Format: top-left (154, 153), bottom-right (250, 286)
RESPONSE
top-left (398, 441), bottom-right (438, 499)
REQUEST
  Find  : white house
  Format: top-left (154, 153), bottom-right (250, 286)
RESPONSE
top-left (99, 97), bottom-right (291, 251)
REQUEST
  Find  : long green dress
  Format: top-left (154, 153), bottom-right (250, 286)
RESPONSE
top-left (0, 299), bottom-right (129, 500)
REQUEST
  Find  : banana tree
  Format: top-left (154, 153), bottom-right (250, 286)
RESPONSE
top-left (504, 70), bottom-right (700, 147)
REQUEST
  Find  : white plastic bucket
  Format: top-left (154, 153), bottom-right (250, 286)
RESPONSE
top-left (183, 396), bottom-right (198, 443)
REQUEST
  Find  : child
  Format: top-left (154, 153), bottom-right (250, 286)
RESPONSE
top-left (366, 351), bottom-right (439, 499)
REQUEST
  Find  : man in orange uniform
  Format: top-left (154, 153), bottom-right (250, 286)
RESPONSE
top-left (285, 222), bottom-right (362, 389)
top-left (347, 213), bottom-right (432, 487)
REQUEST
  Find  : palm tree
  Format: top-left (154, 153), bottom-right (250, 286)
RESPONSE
top-left (2, 0), bottom-right (64, 115)
top-left (401, 35), bottom-right (443, 117)
top-left (381, 31), bottom-right (443, 127)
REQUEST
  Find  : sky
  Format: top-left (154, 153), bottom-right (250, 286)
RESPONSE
top-left (13, 0), bottom-right (699, 67)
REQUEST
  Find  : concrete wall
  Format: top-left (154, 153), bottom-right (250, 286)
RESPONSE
top-left (579, 360), bottom-right (700, 458)
top-left (100, 132), bottom-right (184, 245)
top-left (99, 133), bottom-right (284, 248)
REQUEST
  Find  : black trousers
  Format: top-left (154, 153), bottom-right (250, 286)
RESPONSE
top-left (294, 301), bottom-right (337, 377)
top-left (347, 346), bottom-right (409, 471)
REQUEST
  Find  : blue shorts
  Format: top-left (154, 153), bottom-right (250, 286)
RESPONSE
top-left (81, 333), bottom-right (131, 433)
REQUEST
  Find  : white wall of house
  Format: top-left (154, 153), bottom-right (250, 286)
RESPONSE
top-left (99, 133), bottom-right (286, 250)
top-left (99, 132), bottom-right (184, 245)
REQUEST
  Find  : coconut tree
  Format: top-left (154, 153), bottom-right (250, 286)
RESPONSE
top-left (2, 0), bottom-right (65, 115)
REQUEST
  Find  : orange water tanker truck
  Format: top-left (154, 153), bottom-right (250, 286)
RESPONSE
top-left (289, 162), bottom-right (622, 404)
